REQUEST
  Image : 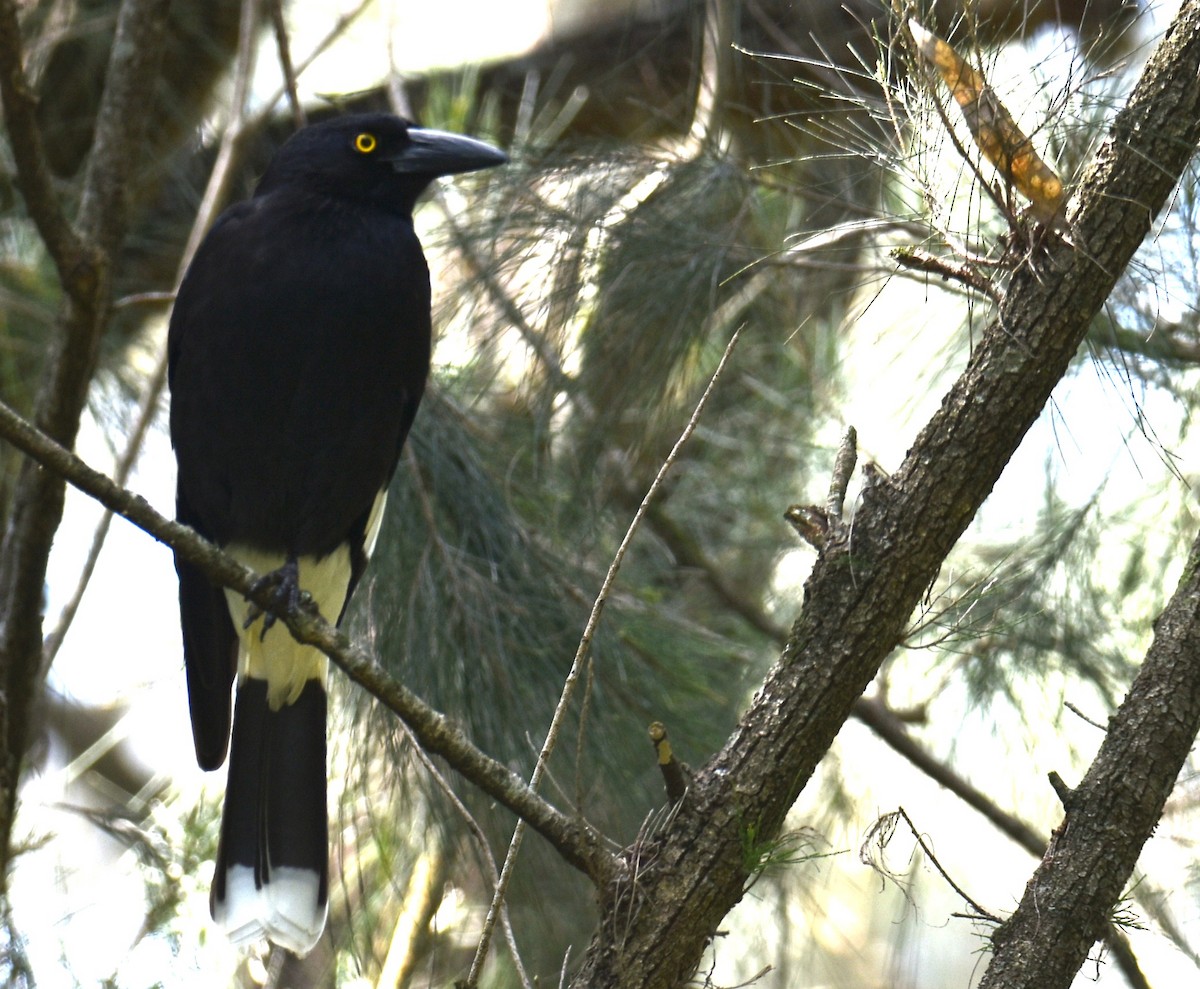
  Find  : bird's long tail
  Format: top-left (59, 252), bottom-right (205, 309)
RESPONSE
top-left (211, 677), bottom-right (329, 956)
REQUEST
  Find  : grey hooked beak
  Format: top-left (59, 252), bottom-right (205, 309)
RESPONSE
top-left (391, 128), bottom-right (507, 178)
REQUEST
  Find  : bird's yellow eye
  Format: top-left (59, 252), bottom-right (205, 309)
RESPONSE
top-left (354, 132), bottom-right (377, 154)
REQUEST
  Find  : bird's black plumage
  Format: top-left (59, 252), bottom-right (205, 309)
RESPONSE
top-left (168, 113), bottom-right (504, 954)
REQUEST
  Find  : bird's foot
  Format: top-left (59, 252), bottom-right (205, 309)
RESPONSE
top-left (244, 556), bottom-right (317, 638)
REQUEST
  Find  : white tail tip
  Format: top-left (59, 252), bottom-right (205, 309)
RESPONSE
top-left (214, 864), bottom-right (327, 956)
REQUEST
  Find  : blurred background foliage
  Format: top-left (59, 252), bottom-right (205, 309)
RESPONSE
top-left (3, 0), bottom-right (1200, 986)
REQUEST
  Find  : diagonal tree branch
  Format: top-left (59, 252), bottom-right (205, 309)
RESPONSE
top-left (0, 0), bottom-right (171, 879)
top-left (979, 521), bottom-right (1200, 985)
top-left (567, 1), bottom-right (1200, 985)
top-left (0, 395), bottom-right (618, 886)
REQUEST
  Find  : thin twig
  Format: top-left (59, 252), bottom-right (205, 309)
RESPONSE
top-left (1064, 700), bottom-right (1107, 732)
top-left (891, 245), bottom-right (1001, 302)
top-left (897, 806), bottom-right (1001, 922)
top-left (403, 728), bottom-right (533, 989)
top-left (245, 0), bottom-right (373, 133)
top-left (466, 327), bottom-right (744, 986)
top-left (267, 0), bottom-right (304, 128)
top-left (111, 290), bottom-right (175, 310)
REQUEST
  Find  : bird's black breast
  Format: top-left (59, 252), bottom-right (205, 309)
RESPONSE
top-left (169, 188), bottom-right (432, 556)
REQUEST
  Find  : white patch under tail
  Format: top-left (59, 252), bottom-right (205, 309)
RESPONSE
top-left (214, 864), bottom-right (327, 956)
top-left (223, 544), bottom-right (352, 707)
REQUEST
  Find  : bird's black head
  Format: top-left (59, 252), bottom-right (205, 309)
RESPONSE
top-left (255, 113), bottom-right (506, 214)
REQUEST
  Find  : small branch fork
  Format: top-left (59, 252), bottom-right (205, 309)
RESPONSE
top-left (785, 424), bottom-right (858, 551)
top-left (648, 722), bottom-right (690, 805)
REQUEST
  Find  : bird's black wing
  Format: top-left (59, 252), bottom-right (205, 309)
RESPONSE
top-left (175, 490), bottom-right (239, 769)
top-left (169, 200), bottom-right (260, 770)
top-left (169, 191), bottom-right (432, 766)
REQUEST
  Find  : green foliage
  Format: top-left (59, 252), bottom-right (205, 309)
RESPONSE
top-left (906, 485), bottom-right (1145, 718)
top-left (340, 374), bottom-right (762, 971)
top-left (0, 233), bottom-right (58, 509)
top-left (739, 816), bottom-right (837, 890)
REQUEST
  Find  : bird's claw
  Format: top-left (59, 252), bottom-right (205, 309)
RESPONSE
top-left (244, 557), bottom-right (317, 638)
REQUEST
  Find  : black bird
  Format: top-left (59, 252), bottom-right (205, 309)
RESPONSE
top-left (168, 113), bottom-right (505, 954)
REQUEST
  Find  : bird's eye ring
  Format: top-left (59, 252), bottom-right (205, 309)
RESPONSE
top-left (354, 133), bottom-right (377, 154)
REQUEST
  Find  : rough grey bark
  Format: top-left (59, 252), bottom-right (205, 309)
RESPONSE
top-left (566, 2), bottom-right (1200, 986)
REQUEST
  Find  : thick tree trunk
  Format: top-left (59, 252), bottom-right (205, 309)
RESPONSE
top-left (569, 3), bottom-right (1200, 986)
